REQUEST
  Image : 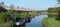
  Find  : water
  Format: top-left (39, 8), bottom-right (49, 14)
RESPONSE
top-left (25, 15), bottom-right (48, 27)
top-left (12, 15), bottom-right (48, 27)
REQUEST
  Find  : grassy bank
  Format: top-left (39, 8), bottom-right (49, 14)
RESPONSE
top-left (42, 17), bottom-right (60, 27)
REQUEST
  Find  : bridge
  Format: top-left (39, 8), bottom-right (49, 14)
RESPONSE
top-left (0, 2), bottom-right (38, 14)
top-left (0, 2), bottom-right (36, 12)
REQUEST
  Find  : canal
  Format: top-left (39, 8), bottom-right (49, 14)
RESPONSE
top-left (19, 15), bottom-right (48, 27)
top-left (26, 15), bottom-right (48, 27)
top-left (1, 15), bottom-right (47, 27)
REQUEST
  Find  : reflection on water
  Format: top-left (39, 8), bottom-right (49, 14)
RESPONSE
top-left (26, 15), bottom-right (48, 27)
top-left (14, 15), bottom-right (47, 27)
top-left (0, 15), bottom-right (47, 27)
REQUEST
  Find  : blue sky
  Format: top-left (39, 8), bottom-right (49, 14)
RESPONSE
top-left (0, 0), bottom-right (60, 10)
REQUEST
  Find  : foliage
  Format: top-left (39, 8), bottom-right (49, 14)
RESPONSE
top-left (48, 7), bottom-right (60, 17)
top-left (0, 9), bottom-right (35, 21)
top-left (56, 11), bottom-right (60, 21)
top-left (5, 9), bottom-right (14, 18)
top-left (0, 12), bottom-right (5, 23)
top-left (57, 0), bottom-right (60, 4)
top-left (48, 7), bottom-right (60, 13)
top-left (0, 9), bottom-right (36, 27)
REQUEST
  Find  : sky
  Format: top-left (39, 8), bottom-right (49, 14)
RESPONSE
top-left (0, 0), bottom-right (60, 10)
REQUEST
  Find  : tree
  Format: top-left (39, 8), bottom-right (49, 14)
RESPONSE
top-left (1, 2), bottom-right (4, 4)
top-left (10, 4), bottom-right (14, 9)
top-left (56, 10), bottom-right (60, 21)
top-left (48, 7), bottom-right (60, 17)
top-left (17, 6), bottom-right (20, 9)
top-left (4, 9), bottom-right (14, 22)
top-left (21, 7), bottom-right (23, 9)
top-left (0, 6), bottom-right (7, 12)
top-left (57, 0), bottom-right (60, 4)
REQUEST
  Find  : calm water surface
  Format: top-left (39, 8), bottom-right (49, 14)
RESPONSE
top-left (26, 15), bottom-right (48, 27)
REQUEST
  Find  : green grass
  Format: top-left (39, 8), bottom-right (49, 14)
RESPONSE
top-left (42, 17), bottom-right (60, 27)
top-left (0, 21), bottom-right (13, 27)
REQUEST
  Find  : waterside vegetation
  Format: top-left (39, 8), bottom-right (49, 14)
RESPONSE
top-left (42, 6), bottom-right (60, 27)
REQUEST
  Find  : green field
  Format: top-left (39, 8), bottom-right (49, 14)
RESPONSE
top-left (42, 17), bottom-right (60, 27)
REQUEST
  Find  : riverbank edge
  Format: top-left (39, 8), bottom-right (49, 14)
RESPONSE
top-left (42, 18), bottom-right (48, 27)
top-left (42, 17), bottom-right (60, 27)
top-left (42, 17), bottom-right (54, 27)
